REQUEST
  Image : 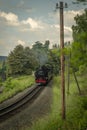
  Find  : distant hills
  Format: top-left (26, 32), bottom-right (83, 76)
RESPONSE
top-left (0, 56), bottom-right (7, 61)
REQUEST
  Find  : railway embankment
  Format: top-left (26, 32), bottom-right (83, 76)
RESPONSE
top-left (0, 75), bottom-right (34, 103)
top-left (0, 84), bottom-right (36, 110)
top-left (0, 81), bottom-right (53, 130)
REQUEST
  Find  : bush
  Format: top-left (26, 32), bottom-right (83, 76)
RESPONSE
top-left (4, 77), bottom-right (13, 89)
top-left (79, 64), bottom-right (86, 75)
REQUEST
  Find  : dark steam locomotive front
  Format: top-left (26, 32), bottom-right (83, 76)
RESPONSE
top-left (35, 66), bottom-right (50, 85)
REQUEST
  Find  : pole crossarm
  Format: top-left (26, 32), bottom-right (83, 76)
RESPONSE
top-left (56, 2), bottom-right (68, 9)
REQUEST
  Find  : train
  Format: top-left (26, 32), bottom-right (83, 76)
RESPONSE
top-left (35, 65), bottom-right (53, 85)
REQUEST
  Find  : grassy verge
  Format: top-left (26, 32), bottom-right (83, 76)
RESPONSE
top-left (27, 74), bottom-right (87, 130)
top-left (0, 75), bottom-right (34, 103)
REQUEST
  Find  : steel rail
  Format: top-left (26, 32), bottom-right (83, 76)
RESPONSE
top-left (0, 85), bottom-right (43, 117)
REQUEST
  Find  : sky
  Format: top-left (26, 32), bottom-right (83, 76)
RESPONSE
top-left (0, 0), bottom-right (87, 56)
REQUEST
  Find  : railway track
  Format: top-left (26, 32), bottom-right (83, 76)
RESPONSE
top-left (0, 85), bottom-right (44, 117)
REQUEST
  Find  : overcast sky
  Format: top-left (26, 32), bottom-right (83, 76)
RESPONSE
top-left (0, 0), bottom-right (87, 56)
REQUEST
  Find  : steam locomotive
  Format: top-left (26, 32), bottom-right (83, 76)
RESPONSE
top-left (35, 65), bottom-right (53, 85)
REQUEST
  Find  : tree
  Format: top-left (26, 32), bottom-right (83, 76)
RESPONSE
top-left (72, 9), bottom-right (87, 41)
top-left (44, 40), bottom-right (50, 51)
top-left (7, 45), bottom-right (24, 75)
top-left (48, 49), bottom-right (60, 75)
top-left (0, 61), bottom-right (6, 81)
top-left (71, 33), bottom-right (87, 71)
top-left (7, 44), bottom-right (38, 76)
top-left (71, 9), bottom-right (87, 72)
top-left (33, 41), bottom-right (43, 50)
top-left (32, 41), bottom-right (50, 66)
top-left (32, 41), bottom-right (61, 75)
top-left (23, 47), bottom-right (38, 74)
top-left (52, 44), bottom-right (58, 49)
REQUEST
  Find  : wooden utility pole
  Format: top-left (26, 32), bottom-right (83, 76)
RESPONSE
top-left (56, 1), bottom-right (68, 119)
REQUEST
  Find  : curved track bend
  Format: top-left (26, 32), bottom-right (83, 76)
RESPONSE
top-left (0, 85), bottom-right (44, 117)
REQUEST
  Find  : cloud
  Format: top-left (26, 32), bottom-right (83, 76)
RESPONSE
top-left (0, 11), bottom-right (19, 26)
top-left (22, 18), bottom-right (43, 30)
top-left (53, 24), bottom-right (60, 29)
top-left (64, 26), bottom-right (72, 32)
top-left (52, 9), bottom-right (84, 27)
top-left (52, 24), bottom-right (72, 32)
top-left (17, 40), bottom-right (26, 46)
top-left (0, 10), bottom-right (44, 30)
top-left (1, 9), bottom-right (83, 56)
top-left (64, 9), bottom-right (84, 26)
top-left (0, 9), bottom-right (81, 32)
top-left (22, 18), bottom-right (38, 28)
top-left (20, 28), bottom-right (30, 32)
top-left (65, 10), bottom-right (84, 16)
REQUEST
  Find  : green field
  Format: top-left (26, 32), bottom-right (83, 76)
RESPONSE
top-left (0, 75), bottom-right (34, 103)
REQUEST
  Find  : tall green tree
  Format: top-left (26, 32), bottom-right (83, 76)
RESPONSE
top-left (7, 44), bottom-right (38, 76)
top-left (48, 49), bottom-right (60, 75)
top-left (7, 45), bottom-right (24, 75)
top-left (0, 61), bottom-right (7, 81)
top-left (23, 47), bottom-right (38, 74)
top-left (71, 9), bottom-right (87, 72)
top-left (32, 41), bottom-right (43, 50)
top-left (44, 40), bottom-right (50, 51)
top-left (71, 33), bottom-right (87, 70)
top-left (72, 9), bottom-right (87, 41)
top-left (32, 41), bottom-right (50, 66)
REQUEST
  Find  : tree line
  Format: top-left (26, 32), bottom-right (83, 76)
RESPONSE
top-left (0, 40), bottom-right (60, 79)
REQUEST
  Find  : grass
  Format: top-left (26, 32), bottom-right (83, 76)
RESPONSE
top-left (27, 73), bottom-right (87, 130)
top-left (0, 75), bottom-right (34, 103)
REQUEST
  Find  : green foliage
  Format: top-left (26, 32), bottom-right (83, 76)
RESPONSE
top-left (32, 41), bottom-right (43, 50)
top-left (32, 40), bottom-right (50, 51)
top-left (0, 75), bottom-right (34, 103)
top-left (71, 32), bottom-right (87, 71)
top-left (7, 40), bottom-right (60, 76)
top-left (48, 49), bottom-right (61, 75)
top-left (79, 64), bottom-right (87, 74)
top-left (7, 45), bottom-right (38, 76)
top-left (72, 9), bottom-right (87, 40)
top-left (44, 40), bottom-right (50, 51)
top-left (32, 40), bottom-right (50, 66)
top-left (71, 9), bottom-right (87, 71)
top-left (4, 77), bottom-right (13, 89)
top-left (0, 61), bottom-right (7, 81)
